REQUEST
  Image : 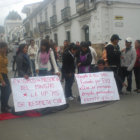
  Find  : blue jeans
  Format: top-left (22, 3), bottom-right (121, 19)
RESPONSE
top-left (39, 70), bottom-right (52, 76)
top-left (64, 73), bottom-right (74, 98)
top-left (30, 59), bottom-right (36, 76)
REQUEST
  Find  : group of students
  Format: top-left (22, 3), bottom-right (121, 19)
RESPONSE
top-left (0, 34), bottom-right (140, 113)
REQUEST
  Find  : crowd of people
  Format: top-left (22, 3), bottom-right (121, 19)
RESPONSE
top-left (0, 34), bottom-right (140, 113)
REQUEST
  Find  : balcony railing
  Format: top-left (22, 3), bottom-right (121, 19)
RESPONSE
top-left (61, 7), bottom-right (71, 21)
top-left (76, 0), bottom-right (89, 13)
top-left (38, 22), bottom-right (47, 33)
top-left (50, 15), bottom-right (57, 27)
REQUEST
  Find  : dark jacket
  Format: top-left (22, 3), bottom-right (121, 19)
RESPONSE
top-left (62, 50), bottom-right (75, 74)
top-left (16, 53), bottom-right (31, 77)
top-left (106, 44), bottom-right (121, 66)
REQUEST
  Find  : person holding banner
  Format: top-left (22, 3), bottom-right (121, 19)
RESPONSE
top-left (62, 43), bottom-right (77, 100)
top-left (35, 39), bottom-right (59, 76)
top-left (0, 42), bottom-right (12, 113)
top-left (16, 44), bottom-right (31, 79)
top-left (77, 42), bottom-right (92, 73)
top-left (94, 59), bottom-right (127, 94)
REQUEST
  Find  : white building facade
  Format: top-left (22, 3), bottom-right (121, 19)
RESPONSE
top-left (22, 0), bottom-right (140, 48)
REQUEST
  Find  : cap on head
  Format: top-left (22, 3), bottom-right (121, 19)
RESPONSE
top-left (111, 34), bottom-right (121, 41)
top-left (126, 37), bottom-right (132, 43)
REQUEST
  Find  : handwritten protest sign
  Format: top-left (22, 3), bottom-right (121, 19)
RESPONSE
top-left (11, 76), bottom-right (66, 112)
top-left (75, 72), bottom-right (120, 104)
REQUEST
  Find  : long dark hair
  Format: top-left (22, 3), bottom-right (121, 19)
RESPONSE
top-left (16, 44), bottom-right (27, 55)
top-left (40, 39), bottom-right (50, 53)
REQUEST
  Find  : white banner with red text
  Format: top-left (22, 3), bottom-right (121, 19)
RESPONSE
top-left (11, 76), bottom-right (66, 112)
top-left (75, 72), bottom-right (120, 104)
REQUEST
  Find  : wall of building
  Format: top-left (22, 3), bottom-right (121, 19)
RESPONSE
top-left (23, 0), bottom-right (140, 48)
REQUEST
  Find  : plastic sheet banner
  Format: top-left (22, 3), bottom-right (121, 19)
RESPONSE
top-left (11, 76), bottom-right (66, 112)
top-left (75, 72), bottom-right (120, 104)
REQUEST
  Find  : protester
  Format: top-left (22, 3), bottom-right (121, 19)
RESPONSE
top-left (134, 40), bottom-right (140, 93)
top-left (76, 41), bottom-right (80, 46)
top-left (62, 43), bottom-right (77, 100)
top-left (103, 34), bottom-right (121, 74)
top-left (16, 44), bottom-right (31, 79)
top-left (94, 59), bottom-right (126, 94)
top-left (28, 39), bottom-right (38, 76)
top-left (35, 39), bottom-right (59, 76)
top-left (77, 42), bottom-right (92, 73)
top-left (0, 42), bottom-right (11, 113)
top-left (87, 41), bottom-right (97, 72)
top-left (61, 40), bottom-right (70, 82)
top-left (121, 38), bottom-right (136, 94)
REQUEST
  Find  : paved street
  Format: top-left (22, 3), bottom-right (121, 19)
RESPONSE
top-left (0, 52), bottom-right (140, 140)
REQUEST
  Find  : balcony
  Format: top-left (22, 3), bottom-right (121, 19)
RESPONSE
top-left (38, 22), bottom-right (47, 33)
top-left (76, 0), bottom-right (89, 13)
top-left (61, 7), bottom-right (71, 21)
top-left (50, 15), bottom-right (57, 27)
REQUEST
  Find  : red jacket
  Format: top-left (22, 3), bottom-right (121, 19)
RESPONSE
top-left (135, 48), bottom-right (140, 67)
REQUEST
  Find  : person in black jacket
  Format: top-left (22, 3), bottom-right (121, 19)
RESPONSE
top-left (62, 43), bottom-right (77, 100)
top-left (105, 34), bottom-right (121, 74)
top-left (77, 42), bottom-right (92, 73)
top-left (16, 44), bottom-right (31, 79)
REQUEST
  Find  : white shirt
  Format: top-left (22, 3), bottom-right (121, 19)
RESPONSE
top-left (89, 46), bottom-right (97, 65)
top-left (28, 45), bottom-right (38, 60)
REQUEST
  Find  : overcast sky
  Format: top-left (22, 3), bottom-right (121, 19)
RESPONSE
top-left (0, 0), bottom-right (43, 26)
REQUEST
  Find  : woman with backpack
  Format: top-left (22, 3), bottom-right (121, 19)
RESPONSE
top-left (35, 39), bottom-right (60, 76)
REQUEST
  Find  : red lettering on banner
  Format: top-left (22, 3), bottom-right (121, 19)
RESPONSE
top-left (41, 91), bottom-right (49, 96)
top-left (28, 100), bottom-right (52, 107)
top-left (52, 91), bottom-right (60, 96)
top-left (101, 73), bottom-right (108, 77)
top-left (31, 92), bottom-right (38, 97)
top-left (82, 91), bottom-right (95, 96)
top-left (35, 83), bottom-right (54, 89)
top-left (53, 99), bottom-right (62, 104)
top-left (17, 102), bottom-right (25, 107)
top-left (96, 91), bottom-right (114, 94)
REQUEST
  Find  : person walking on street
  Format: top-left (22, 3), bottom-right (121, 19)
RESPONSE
top-left (121, 37), bottom-right (136, 94)
top-left (16, 44), bottom-right (31, 79)
top-left (0, 42), bottom-right (12, 113)
top-left (28, 39), bottom-right (38, 76)
top-left (134, 40), bottom-right (140, 93)
top-left (35, 39), bottom-right (59, 76)
top-left (62, 43), bottom-right (77, 100)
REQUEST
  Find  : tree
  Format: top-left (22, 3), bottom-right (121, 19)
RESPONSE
top-left (5, 11), bottom-right (22, 20)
